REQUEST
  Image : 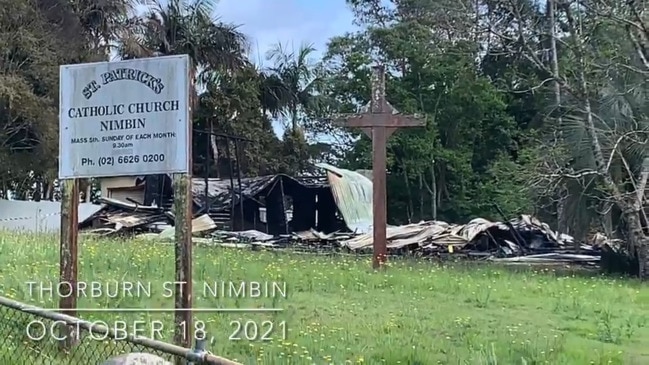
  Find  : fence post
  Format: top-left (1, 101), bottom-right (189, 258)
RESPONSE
top-left (189, 338), bottom-right (206, 365)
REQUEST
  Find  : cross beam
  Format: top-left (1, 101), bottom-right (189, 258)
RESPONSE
top-left (336, 65), bottom-right (425, 269)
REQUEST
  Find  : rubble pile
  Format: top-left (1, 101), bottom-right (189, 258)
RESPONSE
top-left (173, 215), bottom-right (605, 266)
top-left (90, 197), bottom-right (168, 234)
top-left (339, 215), bottom-right (601, 264)
top-left (0, 196), bottom-right (613, 267)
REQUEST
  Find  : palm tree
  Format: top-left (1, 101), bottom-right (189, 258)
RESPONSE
top-left (264, 42), bottom-right (327, 133)
top-left (119, 0), bottom-right (249, 85)
top-left (257, 71), bottom-right (291, 118)
top-left (74, 0), bottom-right (149, 59)
top-left (117, 0), bottom-right (250, 179)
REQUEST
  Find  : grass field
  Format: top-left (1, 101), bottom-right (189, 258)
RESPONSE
top-left (0, 233), bottom-right (648, 364)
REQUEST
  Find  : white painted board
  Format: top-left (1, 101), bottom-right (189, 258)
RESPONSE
top-left (59, 55), bottom-right (190, 179)
top-left (0, 199), bottom-right (104, 233)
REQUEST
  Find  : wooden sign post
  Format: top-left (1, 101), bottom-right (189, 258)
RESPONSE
top-left (58, 55), bottom-right (193, 354)
top-left (58, 179), bottom-right (79, 349)
top-left (336, 65), bottom-right (425, 269)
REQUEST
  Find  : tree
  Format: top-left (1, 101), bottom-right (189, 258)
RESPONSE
top-left (2, 0), bottom-right (647, 280)
top-left (265, 42), bottom-right (325, 132)
top-left (119, 0), bottom-right (262, 177)
top-left (486, 0), bottom-right (649, 276)
top-left (264, 42), bottom-right (331, 172)
top-left (0, 0), bottom-right (109, 200)
top-left (322, 0), bottom-right (532, 223)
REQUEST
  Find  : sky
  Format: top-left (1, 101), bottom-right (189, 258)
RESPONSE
top-left (127, 0), bottom-right (359, 140)
top-left (216, 0), bottom-right (357, 66)
top-left (215, 0), bottom-right (359, 139)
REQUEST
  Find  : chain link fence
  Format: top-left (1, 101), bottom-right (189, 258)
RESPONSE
top-left (0, 296), bottom-right (240, 365)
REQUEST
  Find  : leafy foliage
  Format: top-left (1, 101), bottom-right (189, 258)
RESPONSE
top-left (1, 0), bottom-right (648, 267)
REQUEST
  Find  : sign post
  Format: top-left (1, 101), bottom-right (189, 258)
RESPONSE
top-left (58, 179), bottom-right (78, 349)
top-left (336, 65), bottom-right (425, 269)
top-left (58, 55), bottom-right (193, 351)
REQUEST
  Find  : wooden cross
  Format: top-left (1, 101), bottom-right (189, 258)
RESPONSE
top-left (336, 65), bottom-right (425, 269)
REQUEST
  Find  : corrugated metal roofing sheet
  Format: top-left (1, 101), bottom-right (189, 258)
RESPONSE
top-left (191, 174), bottom-right (329, 210)
top-left (339, 215), bottom-right (572, 252)
top-left (315, 163), bottom-right (373, 234)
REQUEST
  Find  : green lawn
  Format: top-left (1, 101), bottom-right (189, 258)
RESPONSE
top-left (0, 232), bottom-right (647, 364)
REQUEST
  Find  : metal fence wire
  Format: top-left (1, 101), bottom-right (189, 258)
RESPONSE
top-left (0, 296), bottom-right (240, 365)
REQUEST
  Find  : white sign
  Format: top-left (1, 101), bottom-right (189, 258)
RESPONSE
top-left (59, 55), bottom-right (190, 179)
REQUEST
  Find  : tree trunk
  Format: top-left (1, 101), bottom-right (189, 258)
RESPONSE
top-left (549, 0), bottom-right (561, 119)
top-left (86, 180), bottom-right (92, 202)
top-left (291, 104), bottom-right (298, 132)
top-left (431, 164), bottom-right (437, 220)
top-left (45, 181), bottom-right (54, 201)
top-left (637, 158), bottom-right (649, 230)
top-left (78, 179), bottom-right (88, 203)
top-left (421, 163), bottom-right (438, 220)
top-left (565, 5), bottom-right (649, 278)
top-left (624, 207), bottom-right (649, 277)
top-left (209, 119), bottom-right (219, 178)
top-left (579, 61), bottom-right (649, 278)
top-left (402, 163), bottom-right (414, 223)
top-left (418, 174), bottom-right (424, 221)
top-left (33, 180), bottom-right (42, 201)
top-left (601, 202), bottom-right (614, 238)
top-left (549, 0), bottom-right (568, 235)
